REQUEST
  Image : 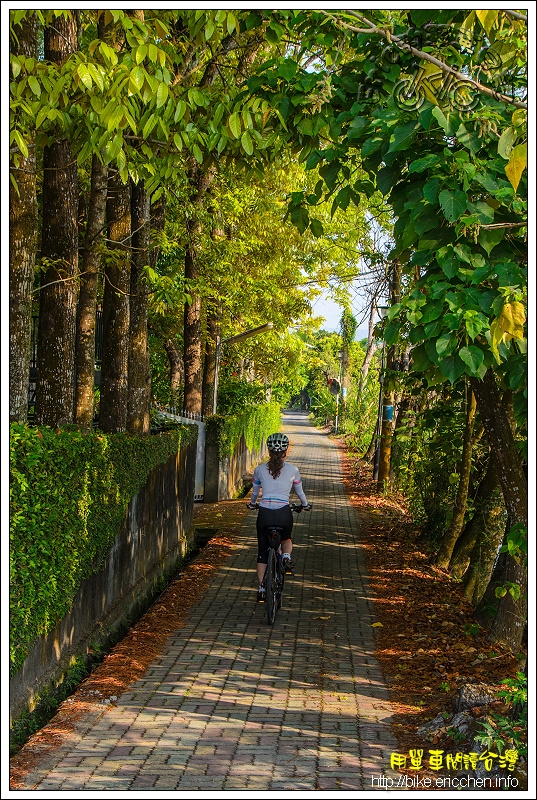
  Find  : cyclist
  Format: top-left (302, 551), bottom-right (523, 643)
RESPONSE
top-left (247, 432), bottom-right (310, 602)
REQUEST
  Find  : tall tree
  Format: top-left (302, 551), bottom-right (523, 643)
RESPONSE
top-left (127, 181), bottom-right (151, 433)
top-left (99, 170), bottom-right (131, 432)
top-left (34, 12), bottom-right (79, 428)
top-left (9, 13), bottom-right (38, 423)
top-left (74, 154), bottom-right (108, 427)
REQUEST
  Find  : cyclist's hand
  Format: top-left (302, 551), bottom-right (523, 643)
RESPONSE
top-left (246, 502), bottom-right (257, 510)
top-left (302, 503), bottom-right (312, 511)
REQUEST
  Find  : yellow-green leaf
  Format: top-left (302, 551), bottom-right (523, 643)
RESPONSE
top-left (135, 44), bottom-right (147, 64)
top-left (489, 319), bottom-right (504, 363)
top-left (505, 144), bottom-right (527, 192)
top-left (512, 109), bottom-right (526, 128)
top-left (28, 76), bottom-right (41, 96)
top-left (498, 126), bottom-right (515, 159)
top-left (77, 64), bottom-right (92, 90)
top-left (476, 10), bottom-right (498, 36)
top-left (156, 82), bottom-right (168, 109)
top-left (11, 58), bottom-right (22, 78)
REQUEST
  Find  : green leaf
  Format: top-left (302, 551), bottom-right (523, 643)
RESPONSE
top-left (12, 130), bottom-right (28, 159)
top-left (410, 343), bottom-right (433, 372)
top-left (28, 75), bottom-right (41, 96)
top-left (464, 311), bottom-right (488, 339)
top-left (478, 227), bottom-right (505, 255)
top-left (423, 178), bottom-right (442, 205)
top-left (309, 218), bottom-right (324, 238)
top-left (439, 354), bottom-right (465, 384)
top-left (384, 320), bottom-right (401, 346)
top-left (156, 82), bottom-right (168, 109)
top-left (387, 122), bottom-right (418, 153)
top-left (188, 88), bottom-right (206, 107)
top-left (135, 44), bottom-right (148, 64)
top-left (361, 136), bottom-right (382, 157)
top-left (376, 166), bottom-right (398, 196)
top-left (227, 112), bottom-right (241, 139)
top-left (465, 201), bottom-right (494, 224)
top-left (456, 123), bottom-right (481, 155)
top-left (439, 189), bottom-right (467, 223)
top-left (408, 154), bottom-right (441, 173)
top-left (436, 333), bottom-right (458, 358)
top-left (241, 130), bottom-right (253, 156)
top-left (174, 100), bottom-right (187, 123)
top-left (459, 345), bottom-right (485, 374)
top-left (277, 59), bottom-right (297, 81)
top-left (419, 301), bottom-right (443, 324)
top-left (130, 65), bottom-right (145, 92)
top-left (192, 143), bottom-right (203, 164)
top-left (290, 205), bottom-right (309, 234)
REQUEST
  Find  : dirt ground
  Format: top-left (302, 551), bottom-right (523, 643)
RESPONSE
top-left (10, 441), bottom-right (523, 789)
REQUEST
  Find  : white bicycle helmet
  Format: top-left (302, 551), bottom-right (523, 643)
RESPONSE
top-left (267, 433), bottom-right (289, 452)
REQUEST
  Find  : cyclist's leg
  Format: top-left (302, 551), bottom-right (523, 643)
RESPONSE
top-left (277, 506), bottom-right (294, 570)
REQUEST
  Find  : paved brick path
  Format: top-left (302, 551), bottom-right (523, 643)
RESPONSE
top-left (16, 412), bottom-right (400, 791)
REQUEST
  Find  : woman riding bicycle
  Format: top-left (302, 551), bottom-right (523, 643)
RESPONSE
top-left (247, 432), bottom-right (310, 602)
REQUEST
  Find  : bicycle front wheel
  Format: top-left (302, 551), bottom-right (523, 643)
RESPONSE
top-left (266, 549), bottom-right (277, 625)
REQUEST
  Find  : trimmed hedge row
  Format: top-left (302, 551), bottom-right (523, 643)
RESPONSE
top-left (9, 423), bottom-right (197, 677)
top-left (205, 401), bottom-right (281, 458)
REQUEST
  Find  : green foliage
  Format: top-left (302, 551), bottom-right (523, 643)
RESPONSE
top-left (206, 401), bottom-right (281, 458)
top-left (390, 398), bottom-right (469, 542)
top-left (474, 672), bottom-right (528, 758)
top-left (500, 522), bottom-right (527, 566)
top-left (9, 422), bottom-right (197, 676)
top-left (216, 376), bottom-right (267, 415)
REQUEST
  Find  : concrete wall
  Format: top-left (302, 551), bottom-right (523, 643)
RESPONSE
top-left (10, 437), bottom-right (197, 723)
top-left (205, 433), bottom-right (267, 503)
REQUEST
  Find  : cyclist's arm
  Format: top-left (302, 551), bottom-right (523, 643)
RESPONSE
top-left (250, 469), bottom-right (262, 505)
top-left (292, 473), bottom-right (308, 507)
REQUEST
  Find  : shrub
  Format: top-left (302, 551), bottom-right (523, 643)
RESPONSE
top-left (9, 422), bottom-right (197, 676)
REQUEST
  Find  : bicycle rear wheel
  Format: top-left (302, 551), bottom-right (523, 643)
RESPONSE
top-left (266, 549), bottom-right (277, 624)
top-left (276, 555), bottom-right (285, 609)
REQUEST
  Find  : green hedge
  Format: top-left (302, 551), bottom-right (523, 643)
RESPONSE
top-left (9, 423), bottom-right (197, 677)
top-left (206, 401), bottom-right (281, 458)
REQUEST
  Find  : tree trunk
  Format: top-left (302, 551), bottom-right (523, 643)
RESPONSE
top-left (470, 370), bottom-right (527, 652)
top-left (164, 338), bottom-right (183, 404)
top-left (358, 302), bottom-right (379, 397)
top-left (436, 388), bottom-right (477, 569)
top-left (474, 545), bottom-right (527, 653)
top-left (34, 14), bottom-right (79, 428)
top-left (99, 171), bottom-right (131, 433)
top-left (74, 155), bottom-right (108, 427)
top-left (469, 370), bottom-right (527, 527)
top-left (462, 508), bottom-right (507, 608)
top-left (182, 163), bottom-right (216, 415)
top-left (377, 260), bottom-right (401, 490)
top-left (127, 181), bottom-right (151, 434)
top-left (9, 13), bottom-right (38, 423)
top-left (449, 457), bottom-right (502, 579)
top-left (201, 308), bottom-right (222, 417)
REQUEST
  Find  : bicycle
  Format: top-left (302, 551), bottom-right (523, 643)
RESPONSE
top-left (248, 502), bottom-right (310, 625)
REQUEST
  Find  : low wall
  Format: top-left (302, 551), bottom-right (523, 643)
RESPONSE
top-left (10, 437), bottom-right (197, 723)
top-left (205, 432), bottom-right (267, 502)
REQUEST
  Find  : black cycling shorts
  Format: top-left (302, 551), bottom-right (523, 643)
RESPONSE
top-left (256, 505), bottom-right (293, 564)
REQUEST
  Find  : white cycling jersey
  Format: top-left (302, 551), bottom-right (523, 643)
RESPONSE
top-left (250, 461), bottom-right (308, 509)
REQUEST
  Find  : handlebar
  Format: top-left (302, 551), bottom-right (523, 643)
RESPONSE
top-left (246, 502), bottom-right (312, 512)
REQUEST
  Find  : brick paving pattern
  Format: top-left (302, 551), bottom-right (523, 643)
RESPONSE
top-left (17, 412), bottom-right (400, 791)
